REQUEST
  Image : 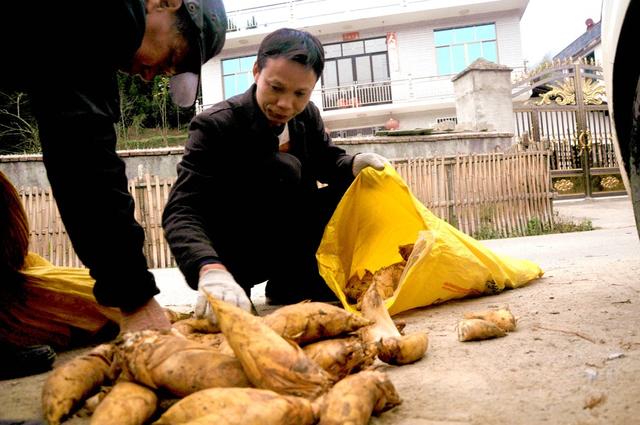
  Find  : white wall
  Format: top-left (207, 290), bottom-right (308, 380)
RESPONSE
top-left (396, 109), bottom-right (458, 129)
top-left (593, 43), bottom-right (603, 64)
top-left (326, 108), bottom-right (457, 133)
top-left (201, 58), bottom-right (224, 108)
top-left (200, 8), bottom-right (525, 132)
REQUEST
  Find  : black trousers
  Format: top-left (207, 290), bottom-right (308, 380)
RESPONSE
top-left (212, 152), bottom-right (351, 297)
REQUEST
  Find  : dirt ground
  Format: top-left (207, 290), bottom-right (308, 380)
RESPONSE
top-left (1, 197), bottom-right (638, 425)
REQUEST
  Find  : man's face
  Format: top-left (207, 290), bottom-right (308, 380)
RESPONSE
top-left (253, 57), bottom-right (318, 127)
top-left (126, 2), bottom-right (191, 81)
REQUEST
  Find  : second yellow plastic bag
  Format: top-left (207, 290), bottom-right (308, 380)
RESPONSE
top-left (0, 253), bottom-right (119, 348)
top-left (317, 165), bottom-right (544, 316)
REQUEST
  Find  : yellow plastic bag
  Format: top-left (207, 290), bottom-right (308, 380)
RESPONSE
top-left (317, 165), bottom-right (544, 316)
top-left (0, 253), bottom-right (119, 348)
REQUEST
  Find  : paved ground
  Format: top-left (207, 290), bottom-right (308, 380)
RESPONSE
top-left (553, 195), bottom-right (637, 231)
top-left (150, 195), bottom-right (638, 314)
top-left (1, 196), bottom-right (638, 424)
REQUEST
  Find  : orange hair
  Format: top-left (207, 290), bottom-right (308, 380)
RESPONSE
top-left (0, 171), bottom-right (29, 286)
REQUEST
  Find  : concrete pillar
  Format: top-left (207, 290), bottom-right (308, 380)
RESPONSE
top-left (452, 58), bottom-right (514, 134)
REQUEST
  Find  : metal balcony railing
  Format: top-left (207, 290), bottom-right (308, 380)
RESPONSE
top-left (197, 74), bottom-right (455, 114)
top-left (225, 0), bottom-right (434, 32)
top-left (311, 74), bottom-right (455, 112)
top-left (321, 81), bottom-right (393, 110)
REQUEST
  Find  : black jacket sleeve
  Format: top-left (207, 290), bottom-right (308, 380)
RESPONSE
top-left (16, 0), bottom-right (158, 311)
top-left (163, 91), bottom-right (356, 289)
top-left (162, 111), bottom-right (227, 289)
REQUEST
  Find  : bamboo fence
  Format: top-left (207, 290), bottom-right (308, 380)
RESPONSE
top-left (19, 151), bottom-right (552, 268)
top-left (394, 151), bottom-right (553, 237)
top-left (129, 174), bottom-right (176, 269)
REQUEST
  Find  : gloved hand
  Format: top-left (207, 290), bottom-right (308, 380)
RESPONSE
top-left (352, 152), bottom-right (390, 176)
top-left (195, 269), bottom-right (252, 325)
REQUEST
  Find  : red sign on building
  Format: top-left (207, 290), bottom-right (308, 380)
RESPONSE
top-left (386, 32), bottom-right (398, 49)
top-left (342, 31), bottom-right (360, 41)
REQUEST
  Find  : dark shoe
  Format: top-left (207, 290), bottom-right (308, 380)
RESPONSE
top-left (0, 345), bottom-right (56, 380)
top-left (265, 286), bottom-right (306, 305)
top-left (265, 276), bottom-right (338, 305)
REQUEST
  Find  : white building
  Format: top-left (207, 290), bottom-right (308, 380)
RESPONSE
top-left (200, 0), bottom-right (529, 137)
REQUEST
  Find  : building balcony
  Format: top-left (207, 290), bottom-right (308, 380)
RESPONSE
top-left (197, 73), bottom-right (456, 116)
top-left (226, 0), bottom-right (418, 32)
top-left (310, 74), bottom-right (456, 119)
top-left (222, 0), bottom-right (528, 49)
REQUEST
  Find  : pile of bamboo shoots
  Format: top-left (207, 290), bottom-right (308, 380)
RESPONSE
top-left (42, 289), bottom-right (429, 425)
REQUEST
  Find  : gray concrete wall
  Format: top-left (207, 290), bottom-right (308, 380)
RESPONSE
top-left (452, 58), bottom-right (514, 134)
top-left (334, 131), bottom-right (515, 160)
top-left (0, 154), bottom-right (48, 187)
top-left (1, 132), bottom-right (514, 187)
top-left (0, 147), bottom-right (185, 188)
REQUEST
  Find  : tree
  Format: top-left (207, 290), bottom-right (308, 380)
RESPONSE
top-left (0, 74), bottom-right (194, 154)
top-left (153, 76), bottom-right (170, 142)
top-left (0, 91), bottom-right (39, 154)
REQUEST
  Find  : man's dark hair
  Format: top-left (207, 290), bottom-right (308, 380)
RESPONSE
top-left (256, 28), bottom-right (325, 79)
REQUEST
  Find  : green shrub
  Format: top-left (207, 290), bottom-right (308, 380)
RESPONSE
top-left (473, 213), bottom-right (593, 240)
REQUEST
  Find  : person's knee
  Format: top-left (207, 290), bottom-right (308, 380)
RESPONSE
top-left (272, 152), bottom-right (302, 186)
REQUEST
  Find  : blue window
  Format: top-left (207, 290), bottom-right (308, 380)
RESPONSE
top-left (434, 23), bottom-right (497, 75)
top-left (222, 55), bottom-right (256, 99)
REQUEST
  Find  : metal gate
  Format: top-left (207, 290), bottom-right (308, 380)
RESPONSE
top-left (512, 58), bottom-right (626, 199)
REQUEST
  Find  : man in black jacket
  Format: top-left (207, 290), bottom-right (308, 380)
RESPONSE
top-left (1, 0), bottom-right (226, 379)
top-left (162, 28), bottom-right (388, 323)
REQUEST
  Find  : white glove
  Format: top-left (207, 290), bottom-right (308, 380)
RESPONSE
top-left (195, 269), bottom-right (252, 325)
top-left (352, 152), bottom-right (390, 176)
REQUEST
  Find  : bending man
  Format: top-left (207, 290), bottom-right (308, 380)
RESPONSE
top-left (1, 0), bottom-right (227, 378)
